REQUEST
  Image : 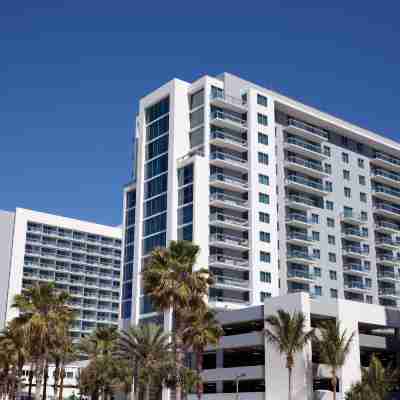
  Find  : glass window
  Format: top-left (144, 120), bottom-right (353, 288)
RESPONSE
top-left (257, 113), bottom-right (268, 126)
top-left (325, 182), bottom-right (333, 192)
top-left (189, 127), bottom-right (204, 148)
top-left (144, 173), bottom-right (168, 199)
top-left (260, 292), bottom-right (271, 302)
top-left (259, 174), bottom-right (269, 185)
top-left (146, 134), bottom-right (169, 160)
top-left (344, 187), bottom-right (351, 198)
top-left (190, 89), bottom-right (204, 110)
top-left (359, 175), bottom-right (366, 185)
top-left (260, 251), bottom-right (270, 263)
top-left (178, 225), bottom-right (193, 241)
top-left (324, 163), bottom-right (332, 174)
top-left (326, 200), bottom-right (334, 210)
top-left (146, 115), bottom-right (169, 141)
top-left (145, 97), bottom-right (169, 123)
top-left (361, 211), bottom-right (368, 221)
top-left (330, 289), bottom-right (338, 298)
top-left (259, 212), bottom-right (270, 223)
top-left (311, 214), bottom-right (319, 224)
top-left (323, 146), bottom-right (331, 156)
top-left (366, 295), bottom-right (373, 304)
top-left (259, 193), bottom-right (270, 204)
top-left (342, 152), bottom-right (349, 163)
top-left (329, 253), bottom-right (336, 262)
top-left (360, 192), bottom-right (367, 203)
top-left (312, 231), bottom-right (320, 241)
top-left (258, 152), bottom-right (269, 165)
top-left (260, 271), bottom-right (271, 283)
top-left (314, 267), bottom-right (321, 277)
top-left (143, 213), bottom-right (167, 237)
top-left (257, 94), bottom-right (268, 107)
top-left (313, 249), bottom-right (320, 259)
top-left (145, 153), bottom-right (169, 180)
top-left (260, 231), bottom-right (270, 242)
top-left (343, 170), bottom-right (350, 180)
top-left (178, 205), bottom-right (193, 225)
top-left (328, 235), bottom-right (335, 245)
top-left (143, 232), bottom-right (166, 254)
top-left (358, 158), bottom-right (364, 168)
top-left (178, 186), bottom-right (193, 205)
top-left (329, 270), bottom-right (337, 280)
top-left (178, 164), bottom-right (194, 186)
top-left (258, 132), bottom-right (268, 145)
top-left (315, 286), bottom-right (322, 296)
top-left (144, 193), bottom-right (167, 217)
top-left (190, 108), bottom-right (204, 129)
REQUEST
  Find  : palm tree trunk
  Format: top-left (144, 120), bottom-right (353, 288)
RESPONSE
top-left (58, 369), bottom-right (65, 400)
top-left (331, 375), bottom-right (337, 400)
top-left (28, 369), bottom-right (34, 400)
top-left (34, 360), bottom-right (44, 400)
top-left (288, 367), bottom-right (292, 400)
top-left (42, 363), bottom-right (48, 400)
top-left (196, 352), bottom-right (203, 400)
top-left (53, 359), bottom-right (60, 399)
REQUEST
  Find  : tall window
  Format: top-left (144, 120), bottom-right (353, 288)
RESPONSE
top-left (258, 132), bottom-right (268, 145)
top-left (258, 152), bottom-right (269, 165)
top-left (258, 113), bottom-right (268, 126)
top-left (257, 94), bottom-right (268, 107)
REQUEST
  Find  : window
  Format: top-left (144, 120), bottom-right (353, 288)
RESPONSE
top-left (360, 192), bottom-right (367, 203)
top-left (314, 267), bottom-right (321, 277)
top-left (260, 231), bottom-right (270, 242)
top-left (325, 182), bottom-right (333, 192)
top-left (342, 152), bottom-right (349, 163)
top-left (314, 286), bottom-right (322, 296)
top-left (364, 261), bottom-right (371, 270)
top-left (258, 113), bottom-right (268, 126)
top-left (344, 187), bottom-right (351, 198)
top-left (363, 244), bottom-right (370, 254)
top-left (366, 295), bottom-right (373, 304)
top-left (361, 211), bottom-right (368, 221)
top-left (358, 158), bottom-right (364, 168)
top-left (329, 252), bottom-right (336, 262)
top-left (260, 251), bottom-right (271, 263)
top-left (324, 163), bottom-right (332, 174)
top-left (327, 218), bottom-right (335, 228)
top-left (260, 292), bottom-right (271, 302)
top-left (312, 231), bottom-right (320, 241)
top-left (259, 174), bottom-right (269, 185)
top-left (258, 152), bottom-right (269, 165)
top-left (323, 146), bottom-right (331, 156)
top-left (343, 170), bottom-right (350, 180)
top-left (190, 89), bottom-right (204, 110)
top-left (311, 214), bottom-right (319, 224)
top-left (260, 271), bottom-right (271, 283)
top-left (358, 175), bottom-right (366, 186)
top-left (257, 94), bottom-right (268, 107)
top-left (259, 193), bottom-right (270, 204)
top-left (330, 289), bottom-right (338, 298)
top-left (326, 200), bottom-right (334, 210)
top-left (258, 132), bottom-right (268, 145)
top-left (329, 270), bottom-right (337, 280)
top-left (365, 278), bottom-right (372, 288)
top-left (328, 235), bottom-right (335, 245)
top-left (313, 249), bottom-right (320, 259)
top-left (259, 212), bottom-right (270, 223)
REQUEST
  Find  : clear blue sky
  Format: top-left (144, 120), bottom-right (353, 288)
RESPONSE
top-left (1, 1), bottom-right (399, 226)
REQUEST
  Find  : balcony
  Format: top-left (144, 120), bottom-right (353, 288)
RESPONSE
top-left (343, 264), bottom-right (371, 276)
top-left (373, 185), bottom-right (400, 204)
top-left (286, 213), bottom-right (313, 228)
top-left (209, 233), bottom-right (249, 250)
top-left (342, 228), bottom-right (368, 242)
top-left (286, 232), bottom-right (314, 246)
top-left (210, 151), bottom-right (248, 172)
top-left (344, 282), bottom-right (371, 293)
top-left (285, 175), bottom-right (327, 196)
top-left (286, 250), bottom-right (317, 265)
top-left (287, 269), bottom-right (315, 283)
top-left (340, 212), bottom-right (367, 226)
top-left (210, 213), bottom-right (249, 231)
top-left (377, 271), bottom-right (400, 283)
top-left (214, 275), bottom-right (249, 289)
top-left (342, 246), bottom-right (369, 259)
top-left (371, 152), bottom-right (400, 173)
top-left (372, 169), bottom-right (400, 187)
top-left (285, 118), bottom-right (329, 142)
top-left (209, 255), bottom-right (249, 270)
top-left (375, 220), bottom-right (400, 235)
top-left (376, 254), bottom-right (400, 267)
top-left (210, 91), bottom-right (247, 113)
top-left (209, 296), bottom-right (249, 306)
top-left (374, 203), bottom-right (400, 221)
top-left (378, 287), bottom-right (400, 299)
top-left (210, 173), bottom-right (248, 192)
top-left (210, 110), bottom-right (247, 133)
top-left (375, 237), bottom-right (400, 251)
top-left (209, 193), bottom-right (249, 211)
top-left (285, 194), bottom-right (319, 210)
top-left (284, 137), bottom-right (326, 161)
top-left (210, 130), bottom-right (248, 151)
top-left (285, 156), bottom-right (327, 179)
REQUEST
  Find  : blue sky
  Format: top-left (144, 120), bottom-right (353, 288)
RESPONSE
top-left (1, 1), bottom-right (399, 226)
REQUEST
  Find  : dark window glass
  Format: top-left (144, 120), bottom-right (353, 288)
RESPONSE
top-left (125, 227), bottom-right (135, 244)
top-left (143, 213), bottom-right (167, 237)
top-left (126, 208), bottom-right (136, 226)
top-left (190, 89), bottom-right (204, 109)
top-left (146, 134), bottom-right (169, 160)
top-left (190, 108), bottom-right (204, 129)
top-left (145, 153), bottom-right (169, 180)
top-left (144, 194), bottom-right (168, 217)
top-left (178, 225), bottom-right (193, 241)
top-left (140, 295), bottom-right (154, 314)
top-left (178, 164), bottom-right (194, 186)
top-left (178, 186), bottom-right (193, 205)
top-left (178, 205), bottom-right (193, 225)
top-left (124, 245), bottom-right (134, 262)
top-left (122, 281), bottom-right (132, 300)
top-left (126, 190), bottom-right (136, 208)
top-left (144, 174), bottom-right (168, 199)
top-left (145, 97), bottom-right (169, 123)
top-left (121, 300), bottom-right (132, 319)
top-left (123, 262), bottom-right (133, 281)
top-left (146, 115), bottom-right (169, 141)
top-left (143, 232), bottom-right (166, 254)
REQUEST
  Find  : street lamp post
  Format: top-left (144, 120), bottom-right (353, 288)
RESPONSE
top-left (235, 373), bottom-right (246, 400)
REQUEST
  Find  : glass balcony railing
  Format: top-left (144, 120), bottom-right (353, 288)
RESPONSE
top-left (344, 282), bottom-right (370, 291)
top-left (287, 250), bottom-right (316, 261)
top-left (286, 156), bottom-right (323, 172)
top-left (342, 228), bottom-right (368, 238)
top-left (286, 137), bottom-right (322, 154)
top-left (375, 238), bottom-right (400, 247)
top-left (209, 296), bottom-right (248, 304)
top-left (214, 275), bottom-right (249, 287)
top-left (372, 169), bottom-right (400, 183)
top-left (210, 151), bottom-right (248, 166)
top-left (374, 152), bottom-right (400, 167)
top-left (287, 118), bottom-right (329, 139)
top-left (379, 288), bottom-right (400, 297)
top-left (286, 213), bottom-right (312, 224)
top-left (210, 130), bottom-right (248, 147)
top-left (377, 254), bottom-right (400, 263)
top-left (209, 255), bottom-right (249, 268)
top-left (378, 271), bottom-right (399, 280)
top-left (211, 110), bottom-right (247, 127)
top-left (341, 211), bottom-right (367, 222)
top-left (343, 264), bottom-right (370, 273)
top-left (374, 186), bottom-right (400, 199)
top-left (374, 203), bottom-right (400, 215)
top-left (286, 175), bottom-right (324, 191)
top-left (210, 193), bottom-right (248, 208)
top-left (342, 246), bottom-right (369, 255)
top-left (210, 91), bottom-right (247, 108)
top-left (210, 173), bottom-right (248, 188)
top-left (210, 213), bottom-right (249, 227)
top-left (287, 270), bottom-right (315, 280)
top-left (375, 220), bottom-right (400, 231)
top-left (209, 233), bottom-right (249, 247)
top-left (286, 195), bottom-right (318, 207)
top-left (287, 232), bottom-right (314, 242)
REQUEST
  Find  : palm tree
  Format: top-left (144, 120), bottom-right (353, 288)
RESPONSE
top-left (315, 320), bottom-right (355, 400)
top-left (182, 309), bottom-right (223, 400)
top-left (142, 240), bottom-right (213, 400)
top-left (12, 282), bottom-right (73, 400)
top-left (115, 323), bottom-right (172, 400)
top-left (264, 309), bottom-right (314, 400)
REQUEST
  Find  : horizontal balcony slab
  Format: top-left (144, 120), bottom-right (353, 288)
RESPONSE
top-left (344, 284), bottom-right (372, 294)
top-left (375, 221), bottom-right (400, 235)
top-left (378, 273), bottom-right (400, 283)
top-left (209, 256), bottom-right (249, 271)
top-left (378, 289), bottom-right (400, 299)
top-left (286, 234), bottom-right (314, 246)
top-left (375, 240), bottom-right (400, 251)
top-left (286, 253), bottom-right (318, 265)
top-left (371, 170), bottom-right (400, 187)
top-left (284, 119), bottom-right (329, 143)
top-left (210, 174), bottom-right (248, 193)
top-left (285, 196), bottom-right (319, 211)
top-left (287, 271), bottom-right (316, 283)
top-left (374, 205), bottom-right (400, 221)
top-left (285, 158), bottom-right (328, 179)
top-left (210, 153), bottom-right (249, 173)
top-left (210, 93), bottom-right (248, 113)
top-left (210, 111), bottom-right (248, 133)
top-left (209, 234), bottom-right (249, 250)
top-left (210, 131), bottom-right (248, 151)
top-left (284, 138), bottom-right (327, 161)
top-left (371, 153), bottom-right (400, 173)
top-left (373, 188), bottom-right (400, 205)
top-left (285, 177), bottom-right (327, 196)
top-left (210, 214), bottom-right (249, 231)
top-left (285, 214), bottom-right (314, 228)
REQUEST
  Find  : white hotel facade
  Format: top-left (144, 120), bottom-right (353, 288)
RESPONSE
top-left (0, 208), bottom-right (122, 340)
top-left (122, 72), bottom-right (400, 326)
